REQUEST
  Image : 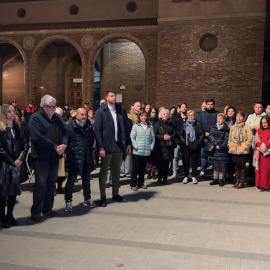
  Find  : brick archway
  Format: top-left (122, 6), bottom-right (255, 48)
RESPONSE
top-left (0, 38), bottom-right (27, 106)
top-left (87, 33), bottom-right (150, 107)
top-left (29, 35), bottom-right (85, 105)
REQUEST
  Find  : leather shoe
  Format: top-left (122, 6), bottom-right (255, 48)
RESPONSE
top-left (209, 179), bottom-right (219, 185)
top-left (100, 198), bottom-right (107, 207)
top-left (1, 218), bottom-right (10, 228)
top-left (43, 210), bottom-right (59, 217)
top-left (112, 195), bottom-right (128, 202)
top-left (6, 215), bottom-right (18, 226)
top-left (31, 214), bottom-right (44, 223)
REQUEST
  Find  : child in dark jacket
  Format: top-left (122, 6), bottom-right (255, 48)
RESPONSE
top-left (209, 113), bottom-right (230, 186)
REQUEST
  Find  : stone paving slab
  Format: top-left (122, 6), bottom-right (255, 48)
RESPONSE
top-left (0, 168), bottom-right (270, 269)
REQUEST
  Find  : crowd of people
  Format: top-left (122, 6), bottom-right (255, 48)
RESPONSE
top-left (0, 93), bottom-right (269, 228)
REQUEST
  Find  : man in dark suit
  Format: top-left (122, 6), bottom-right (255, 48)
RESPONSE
top-left (94, 90), bottom-right (132, 207)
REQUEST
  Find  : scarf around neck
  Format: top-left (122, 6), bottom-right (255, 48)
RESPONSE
top-left (186, 120), bottom-right (196, 145)
top-left (232, 122), bottom-right (245, 143)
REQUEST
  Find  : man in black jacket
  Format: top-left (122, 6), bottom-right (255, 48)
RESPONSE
top-left (29, 95), bottom-right (67, 222)
top-left (95, 90), bottom-right (132, 207)
top-left (64, 108), bottom-right (96, 211)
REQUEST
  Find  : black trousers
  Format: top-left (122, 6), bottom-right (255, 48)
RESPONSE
top-left (181, 147), bottom-right (200, 177)
top-left (130, 154), bottom-right (148, 187)
top-left (156, 160), bottom-right (170, 180)
top-left (0, 195), bottom-right (16, 221)
top-left (65, 165), bottom-right (91, 203)
top-left (31, 159), bottom-right (59, 215)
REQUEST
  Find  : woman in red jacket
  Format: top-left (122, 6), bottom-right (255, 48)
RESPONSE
top-left (253, 116), bottom-right (270, 191)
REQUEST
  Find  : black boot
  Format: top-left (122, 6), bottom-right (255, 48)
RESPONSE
top-left (152, 172), bottom-right (157, 180)
top-left (6, 195), bottom-right (17, 226)
top-left (0, 196), bottom-right (10, 228)
top-left (147, 173), bottom-right (152, 179)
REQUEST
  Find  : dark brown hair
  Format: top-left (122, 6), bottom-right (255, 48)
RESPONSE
top-left (137, 110), bottom-right (147, 122)
top-left (260, 116), bottom-right (270, 131)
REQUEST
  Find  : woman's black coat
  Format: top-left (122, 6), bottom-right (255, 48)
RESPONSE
top-left (179, 120), bottom-right (204, 150)
top-left (0, 124), bottom-right (29, 195)
top-left (153, 119), bottom-right (176, 160)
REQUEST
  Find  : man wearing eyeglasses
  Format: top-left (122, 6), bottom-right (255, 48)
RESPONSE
top-left (29, 95), bottom-right (67, 222)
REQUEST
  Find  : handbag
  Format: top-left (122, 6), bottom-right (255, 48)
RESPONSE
top-left (204, 142), bottom-right (215, 156)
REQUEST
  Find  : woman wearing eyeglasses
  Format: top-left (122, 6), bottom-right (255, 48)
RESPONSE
top-left (0, 104), bottom-right (29, 228)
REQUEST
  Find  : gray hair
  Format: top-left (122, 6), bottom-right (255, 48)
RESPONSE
top-left (40, 95), bottom-right (56, 107)
top-left (55, 107), bottom-right (63, 116)
top-left (158, 109), bottom-right (170, 119)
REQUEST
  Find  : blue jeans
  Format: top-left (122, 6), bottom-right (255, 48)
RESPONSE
top-left (31, 159), bottom-right (59, 215)
top-left (200, 138), bottom-right (209, 172)
top-left (173, 145), bottom-right (180, 172)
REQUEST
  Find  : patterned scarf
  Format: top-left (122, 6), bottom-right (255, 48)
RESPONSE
top-left (186, 120), bottom-right (196, 145)
top-left (232, 122), bottom-right (245, 143)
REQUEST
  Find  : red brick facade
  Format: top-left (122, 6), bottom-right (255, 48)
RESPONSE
top-left (0, 0), bottom-right (267, 113)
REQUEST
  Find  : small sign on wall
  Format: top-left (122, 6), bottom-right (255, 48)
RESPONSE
top-left (116, 94), bottom-right (122, 103)
top-left (73, 78), bottom-right (83, 83)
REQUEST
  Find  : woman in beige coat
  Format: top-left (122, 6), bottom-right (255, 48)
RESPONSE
top-left (228, 111), bottom-right (253, 189)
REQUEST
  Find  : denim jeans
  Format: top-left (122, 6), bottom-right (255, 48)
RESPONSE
top-left (31, 159), bottom-right (59, 215)
top-left (200, 138), bottom-right (209, 172)
top-left (172, 145), bottom-right (180, 172)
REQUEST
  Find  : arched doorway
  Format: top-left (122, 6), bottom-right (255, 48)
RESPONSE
top-left (0, 43), bottom-right (24, 107)
top-left (65, 54), bottom-right (82, 109)
top-left (35, 40), bottom-right (82, 108)
top-left (93, 39), bottom-right (146, 110)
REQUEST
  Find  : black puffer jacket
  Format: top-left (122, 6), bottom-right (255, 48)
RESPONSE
top-left (171, 113), bottom-right (186, 145)
top-left (209, 123), bottom-right (229, 163)
top-left (0, 124), bottom-right (29, 195)
top-left (153, 119), bottom-right (176, 160)
top-left (179, 120), bottom-right (204, 150)
top-left (65, 119), bottom-right (94, 175)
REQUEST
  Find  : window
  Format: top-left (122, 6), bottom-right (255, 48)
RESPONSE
top-left (199, 34), bottom-right (218, 52)
top-left (17, 8), bottom-right (26, 18)
top-left (69, 5), bottom-right (79, 16)
top-left (126, 1), bottom-right (137, 13)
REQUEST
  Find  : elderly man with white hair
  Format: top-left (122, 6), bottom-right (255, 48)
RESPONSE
top-left (29, 95), bottom-right (67, 222)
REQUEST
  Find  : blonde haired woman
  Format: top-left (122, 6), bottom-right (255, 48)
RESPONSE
top-left (0, 104), bottom-right (29, 227)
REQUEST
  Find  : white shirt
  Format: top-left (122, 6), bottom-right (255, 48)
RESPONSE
top-left (108, 104), bottom-right (118, 141)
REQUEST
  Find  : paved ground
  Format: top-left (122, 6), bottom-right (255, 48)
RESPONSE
top-left (0, 167), bottom-right (270, 270)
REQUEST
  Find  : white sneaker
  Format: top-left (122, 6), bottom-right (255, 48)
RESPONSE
top-left (172, 172), bottom-right (177, 179)
top-left (192, 177), bottom-right (198, 184)
top-left (65, 201), bottom-right (72, 212)
top-left (199, 171), bottom-right (205, 177)
top-left (182, 177), bottom-right (188, 184)
top-left (83, 199), bottom-right (96, 208)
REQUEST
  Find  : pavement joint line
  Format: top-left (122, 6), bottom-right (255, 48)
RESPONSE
top-left (0, 262), bottom-right (58, 270)
top-left (88, 190), bottom-right (270, 207)
top-left (1, 229), bottom-right (270, 263)
top-left (91, 210), bottom-right (270, 229)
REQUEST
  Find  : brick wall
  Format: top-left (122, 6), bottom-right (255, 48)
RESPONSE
top-left (2, 54), bottom-right (24, 109)
top-left (156, 17), bottom-right (265, 113)
top-left (100, 41), bottom-right (146, 110)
